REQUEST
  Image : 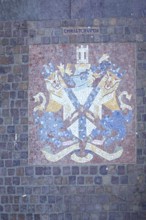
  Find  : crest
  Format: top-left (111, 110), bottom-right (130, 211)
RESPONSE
top-left (29, 44), bottom-right (136, 164)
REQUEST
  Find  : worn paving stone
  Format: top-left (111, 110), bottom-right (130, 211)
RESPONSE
top-left (39, 0), bottom-right (70, 20)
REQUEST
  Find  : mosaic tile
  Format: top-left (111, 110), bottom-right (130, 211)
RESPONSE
top-left (28, 43), bottom-right (136, 164)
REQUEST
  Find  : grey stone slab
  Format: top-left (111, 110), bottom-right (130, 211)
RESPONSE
top-left (0, 0), bottom-right (39, 20)
top-left (71, 0), bottom-right (116, 18)
top-left (101, 0), bottom-right (132, 17)
top-left (38, 0), bottom-right (70, 20)
top-left (71, 0), bottom-right (107, 19)
top-left (116, 0), bottom-right (133, 17)
top-left (71, 0), bottom-right (146, 19)
top-left (71, 0), bottom-right (94, 19)
top-left (131, 0), bottom-right (146, 17)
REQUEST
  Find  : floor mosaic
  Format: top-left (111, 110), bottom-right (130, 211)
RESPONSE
top-left (28, 43), bottom-right (136, 164)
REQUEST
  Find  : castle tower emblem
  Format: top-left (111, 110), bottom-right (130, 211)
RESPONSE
top-left (76, 45), bottom-right (89, 64)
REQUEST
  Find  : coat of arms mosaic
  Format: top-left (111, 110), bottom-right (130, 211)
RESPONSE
top-left (29, 43), bottom-right (136, 164)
